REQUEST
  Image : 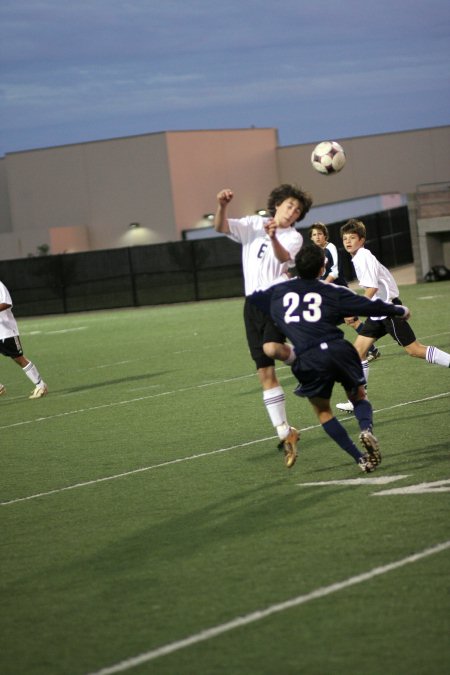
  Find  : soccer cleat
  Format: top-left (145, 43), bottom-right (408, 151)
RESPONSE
top-left (367, 348), bottom-right (381, 363)
top-left (283, 427), bottom-right (300, 468)
top-left (29, 384), bottom-right (48, 399)
top-left (336, 401), bottom-right (354, 414)
top-left (359, 429), bottom-right (382, 466)
top-left (0, 383), bottom-right (6, 396)
top-left (358, 453), bottom-right (377, 473)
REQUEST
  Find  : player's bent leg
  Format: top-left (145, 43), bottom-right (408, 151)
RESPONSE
top-left (403, 340), bottom-right (427, 359)
top-left (403, 340), bottom-right (450, 367)
top-left (348, 385), bottom-right (381, 467)
top-left (263, 341), bottom-right (295, 365)
top-left (258, 366), bottom-right (293, 450)
top-left (310, 397), bottom-right (372, 470)
top-left (353, 334), bottom-right (375, 360)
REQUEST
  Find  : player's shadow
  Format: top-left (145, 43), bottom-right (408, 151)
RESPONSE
top-left (58, 371), bottom-right (169, 395)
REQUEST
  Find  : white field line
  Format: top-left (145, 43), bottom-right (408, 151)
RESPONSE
top-left (0, 373), bottom-right (257, 432)
top-left (86, 539), bottom-right (450, 675)
top-left (1, 391), bottom-right (448, 507)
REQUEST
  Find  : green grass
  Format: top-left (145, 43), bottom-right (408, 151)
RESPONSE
top-left (1, 281), bottom-right (450, 675)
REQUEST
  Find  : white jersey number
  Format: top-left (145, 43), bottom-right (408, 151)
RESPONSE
top-left (283, 292), bottom-right (322, 323)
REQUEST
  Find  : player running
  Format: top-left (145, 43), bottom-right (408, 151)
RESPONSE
top-left (250, 243), bottom-right (410, 472)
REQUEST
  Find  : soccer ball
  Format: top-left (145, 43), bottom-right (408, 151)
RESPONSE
top-left (311, 141), bottom-right (346, 175)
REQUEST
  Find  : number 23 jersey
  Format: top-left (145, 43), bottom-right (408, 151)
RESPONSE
top-left (250, 277), bottom-right (404, 355)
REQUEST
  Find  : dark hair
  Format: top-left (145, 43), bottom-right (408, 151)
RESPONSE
top-left (340, 218), bottom-right (366, 239)
top-left (267, 184), bottom-right (313, 223)
top-left (309, 222), bottom-right (329, 240)
top-left (295, 243), bottom-right (325, 279)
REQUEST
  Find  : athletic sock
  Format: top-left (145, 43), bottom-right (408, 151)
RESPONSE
top-left (353, 399), bottom-right (373, 432)
top-left (322, 418), bottom-right (362, 462)
top-left (426, 346), bottom-right (450, 367)
top-left (22, 361), bottom-right (42, 385)
top-left (263, 386), bottom-right (290, 440)
top-left (361, 359), bottom-right (369, 385)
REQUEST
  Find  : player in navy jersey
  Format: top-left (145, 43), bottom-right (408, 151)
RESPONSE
top-left (214, 184), bottom-right (312, 466)
top-left (250, 243), bottom-right (410, 472)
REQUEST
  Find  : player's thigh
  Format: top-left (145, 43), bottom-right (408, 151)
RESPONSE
top-left (386, 317), bottom-right (416, 346)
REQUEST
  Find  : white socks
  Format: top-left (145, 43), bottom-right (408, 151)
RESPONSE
top-left (263, 386), bottom-right (290, 440)
top-left (22, 361), bottom-right (42, 385)
top-left (362, 359), bottom-right (369, 385)
top-left (426, 346), bottom-right (450, 367)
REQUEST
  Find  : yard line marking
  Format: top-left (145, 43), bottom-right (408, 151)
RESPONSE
top-left (0, 436), bottom-right (276, 506)
top-left (86, 539), bottom-right (450, 675)
top-left (0, 373), bottom-right (258, 432)
top-left (298, 475), bottom-right (409, 487)
top-left (374, 479), bottom-right (450, 496)
top-left (1, 392), bottom-right (448, 506)
top-left (1, 372), bottom-right (448, 432)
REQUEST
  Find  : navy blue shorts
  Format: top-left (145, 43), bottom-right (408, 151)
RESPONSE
top-left (292, 339), bottom-right (365, 400)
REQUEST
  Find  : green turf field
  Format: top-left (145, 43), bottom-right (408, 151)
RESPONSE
top-left (1, 280), bottom-right (450, 675)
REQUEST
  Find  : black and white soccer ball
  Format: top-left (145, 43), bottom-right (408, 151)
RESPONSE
top-left (311, 141), bottom-right (346, 175)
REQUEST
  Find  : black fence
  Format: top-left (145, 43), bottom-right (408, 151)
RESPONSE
top-left (0, 206), bottom-right (412, 317)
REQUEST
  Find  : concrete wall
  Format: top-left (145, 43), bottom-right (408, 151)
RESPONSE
top-left (166, 128), bottom-right (279, 236)
top-left (277, 127), bottom-right (450, 204)
top-left (0, 125), bottom-right (449, 261)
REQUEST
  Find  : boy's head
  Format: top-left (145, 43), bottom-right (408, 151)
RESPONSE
top-left (295, 243), bottom-right (325, 279)
top-left (340, 219), bottom-right (366, 240)
top-left (267, 184), bottom-right (313, 223)
top-left (340, 219), bottom-right (366, 255)
top-left (309, 222), bottom-right (329, 248)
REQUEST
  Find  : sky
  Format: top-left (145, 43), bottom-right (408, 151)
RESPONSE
top-left (1, 0), bottom-right (449, 157)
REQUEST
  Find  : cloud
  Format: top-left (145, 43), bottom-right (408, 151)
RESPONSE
top-left (1, 0), bottom-right (449, 153)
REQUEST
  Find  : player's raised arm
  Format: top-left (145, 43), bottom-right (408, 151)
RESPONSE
top-left (214, 188), bottom-right (233, 234)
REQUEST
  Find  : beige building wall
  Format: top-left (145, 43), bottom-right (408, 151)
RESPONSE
top-left (166, 128), bottom-right (279, 235)
top-left (0, 125), bottom-right (449, 261)
top-left (278, 127), bottom-right (450, 204)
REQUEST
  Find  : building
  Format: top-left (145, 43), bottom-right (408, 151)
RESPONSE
top-left (0, 125), bottom-right (449, 280)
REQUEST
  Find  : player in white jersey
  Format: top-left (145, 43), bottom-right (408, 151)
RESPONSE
top-left (214, 184), bottom-right (313, 467)
top-left (0, 280), bottom-right (48, 399)
top-left (309, 222), bottom-right (381, 362)
top-left (335, 219), bottom-right (450, 413)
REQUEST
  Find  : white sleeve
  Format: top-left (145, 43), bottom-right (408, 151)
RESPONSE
top-left (227, 215), bottom-right (261, 245)
top-left (357, 249), bottom-right (380, 288)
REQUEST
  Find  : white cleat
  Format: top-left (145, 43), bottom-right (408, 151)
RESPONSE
top-left (336, 400), bottom-right (354, 414)
top-left (29, 384), bottom-right (48, 399)
top-left (0, 383), bottom-right (6, 396)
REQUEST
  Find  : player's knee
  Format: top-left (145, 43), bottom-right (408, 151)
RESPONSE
top-left (263, 342), bottom-right (284, 360)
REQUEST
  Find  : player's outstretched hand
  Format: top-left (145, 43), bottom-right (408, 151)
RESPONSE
top-left (217, 188), bottom-right (233, 205)
top-left (400, 305), bottom-right (411, 320)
